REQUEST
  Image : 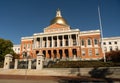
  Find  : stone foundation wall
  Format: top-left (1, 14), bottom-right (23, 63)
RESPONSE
top-left (0, 67), bottom-right (120, 79)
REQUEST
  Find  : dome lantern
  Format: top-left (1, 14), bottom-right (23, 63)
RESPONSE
top-left (50, 9), bottom-right (68, 25)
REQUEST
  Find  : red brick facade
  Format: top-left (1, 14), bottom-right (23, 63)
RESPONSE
top-left (20, 10), bottom-right (103, 60)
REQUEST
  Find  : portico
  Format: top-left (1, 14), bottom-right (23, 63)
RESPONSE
top-left (33, 32), bottom-right (80, 60)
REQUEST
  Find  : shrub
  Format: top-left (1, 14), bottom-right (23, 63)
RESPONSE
top-left (49, 61), bottom-right (120, 68)
top-left (106, 50), bottom-right (120, 62)
top-left (0, 62), bottom-right (4, 68)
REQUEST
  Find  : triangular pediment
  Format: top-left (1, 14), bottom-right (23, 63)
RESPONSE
top-left (44, 23), bottom-right (70, 33)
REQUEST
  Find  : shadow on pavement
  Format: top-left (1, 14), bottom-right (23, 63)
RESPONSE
top-left (89, 67), bottom-right (114, 83)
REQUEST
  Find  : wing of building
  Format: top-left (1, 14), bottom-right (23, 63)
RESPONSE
top-left (13, 45), bottom-right (20, 54)
top-left (18, 9), bottom-right (104, 61)
top-left (103, 37), bottom-right (120, 52)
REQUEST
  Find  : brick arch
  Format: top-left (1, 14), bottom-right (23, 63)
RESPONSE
top-left (65, 49), bottom-right (69, 58)
top-left (53, 50), bottom-right (57, 58)
top-left (72, 49), bottom-right (77, 56)
top-left (48, 50), bottom-right (52, 58)
top-left (59, 50), bottom-right (62, 59)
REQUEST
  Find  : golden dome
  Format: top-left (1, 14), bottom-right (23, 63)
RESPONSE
top-left (50, 17), bottom-right (68, 25)
top-left (50, 9), bottom-right (68, 25)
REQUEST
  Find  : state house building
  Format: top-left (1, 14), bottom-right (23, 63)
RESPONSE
top-left (20, 9), bottom-right (103, 61)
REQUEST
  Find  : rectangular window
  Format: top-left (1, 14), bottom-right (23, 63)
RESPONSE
top-left (50, 41), bottom-right (52, 47)
top-left (109, 42), bottom-right (111, 45)
top-left (103, 42), bottom-right (106, 45)
top-left (18, 48), bottom-right (20, 51)
top-left (95, 49), bottom-right (99, 55)
top-left (104, 47), bottom-right (107, 52)
top-left (73, 39), bottom-right (77, 46)
top-left (24, 44), bottom-right (26, 49)
top-left (44, 42), bottom-right (46, 47)
top-left (114, 41), bottom-right (117, 44)
top-left (109, 46), bottom-right (112, 51)
top-left (115, 46), bottom-right (118, 51)
top-left (88, 49), bottom-right (92, 56)
top-left (66, 40), bottom-right (68, 46)
top-left (60, 40), bottom-right (62, 46)
top-left (82, 50), bottom-right (85, 56)
top-left (28, 44), bottom-right (30, 48)
top-left (55, 40), bottom-right (57, 47)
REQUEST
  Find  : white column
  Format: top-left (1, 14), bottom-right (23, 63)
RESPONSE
top-left (71, 35), bottom-right (73, 46)
top-left (76, 34), bottom-right (78, 46)
top-left (69, 35), bottom-right (71, 46)
top-left (41, 37), bottom-right (43, 48)
top-left (46, 37), bottom-right (48, 47)
top-left (48, 37), bottom-right (49, 47)
top-left (36, 41), bottom-right (39, 48)
top-left (63, 35), bottom-right (64, 47)
top-left (78, 34), bottom-right (80, 46)
top-left (40, 37), bottom-right (41, 48)
top-left (14, 59), bottom-right (18, 69)
top-left (52, 36), bottom-right (54, 47)
top-left (39, 38), bottom-right (41, 48)
top-left (57, 36), bottom-right (59, 47)
top-left (28, 59), bottom-right (32, 69)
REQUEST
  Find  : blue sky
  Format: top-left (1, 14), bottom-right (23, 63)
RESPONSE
top-left (0, 0), bottom-right (120, 44)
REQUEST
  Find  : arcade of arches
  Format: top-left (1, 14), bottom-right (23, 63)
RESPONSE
top-left (35, 48), bottom-right (80, 59)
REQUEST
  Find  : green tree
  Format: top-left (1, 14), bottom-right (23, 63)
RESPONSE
top-left (0, 38), bottom-right (14, 62)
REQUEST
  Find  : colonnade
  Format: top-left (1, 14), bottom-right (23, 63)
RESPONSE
top-left (34, 34), bottom-right (79, 48)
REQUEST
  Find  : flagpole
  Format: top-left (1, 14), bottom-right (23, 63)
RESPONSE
top-left (98, 5), bottom-right (106, 62)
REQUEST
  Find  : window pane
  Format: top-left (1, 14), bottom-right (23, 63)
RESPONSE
top-left (88, 39), bottom-right (91, 45)
top-left (81, 39), bottom-right (84, 46)
top-left (104, 47), bottom-right (107, 52)
top-left (95, 49), bottom-right (99, 55)
top-left (94, 39), bottom-right (98, 45)
top-left (109, 42), bottom-right (111, 45)
top-left (88, 49), bottom-right (92, 56)
top-left (115, 46), bottom-right (118, 51)
top-left (82, 50), bottom-right (85, 56)
top-left (103, 42), bottom-right (106, 45)
top-left (109, 46), bottom-right (112, 51)
top-left (114, 41), bottom-right (117, 44)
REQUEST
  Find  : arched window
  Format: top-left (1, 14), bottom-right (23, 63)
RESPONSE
top-left (88, 39), bottom-right (91, 45)
top-left (94, 39), bottom-right (98, 45)
top-left (81, 39), bottom-right (84, 46)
